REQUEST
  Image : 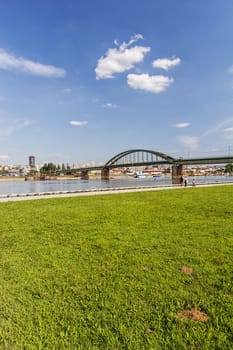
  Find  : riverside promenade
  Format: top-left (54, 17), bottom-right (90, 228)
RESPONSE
top-left (0, 182), bottom-right (233, 202)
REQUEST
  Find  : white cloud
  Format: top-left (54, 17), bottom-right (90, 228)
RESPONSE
top-left (0, 49), bottom-right (66, 77)
top-left (69, 120), bottom-right (88, 126)
top-left (114, 34), bottom-right (144, 49)
top-left (202, 117), bottom-right (233, 137)
top-left (223, 127), bottom-right (233, 139)
top-left (0, 119), bottom-right (32, 139)
top-left (102, 102), bottom-right (118, 108)
top-left (152, 57), bottom-right (181, 70)
top-left (63, 88), bottom-right (72, 94)
top-left (0, 155), bottom-right (9, 160)
top-left (172, 122), bottom-right (191, 128)
top-left (127, 73), bottom-right (173, 93)
top-left (228, 65), bottom-right (233, 73)
top-left (95, 34), bottom-right (150, 79)
top-left (179, 136), bottom-right (200, 150)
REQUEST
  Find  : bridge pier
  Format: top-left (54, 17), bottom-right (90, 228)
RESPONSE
top-left (101, 168), bottom-right (110, 180)
top-left (172, 164), bottom-right (184, 184)
top-left (81, 170), bottom-right (89, 180)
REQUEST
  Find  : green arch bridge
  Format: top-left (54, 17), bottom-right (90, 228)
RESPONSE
top-left (67, 149), bottom-right (233, 184)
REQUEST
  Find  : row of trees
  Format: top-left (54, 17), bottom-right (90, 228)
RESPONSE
top-left (40, 163), bottom-right (71, 174)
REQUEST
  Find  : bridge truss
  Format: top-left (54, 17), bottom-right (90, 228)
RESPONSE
top-left (104, 149), bottom-right (175, 168)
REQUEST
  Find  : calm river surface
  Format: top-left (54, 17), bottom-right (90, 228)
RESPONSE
top-left (0, 176), bottom-right (233, 197)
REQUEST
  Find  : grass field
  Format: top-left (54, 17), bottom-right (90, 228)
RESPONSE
top-left (0, 185), bottom-right (233, 349)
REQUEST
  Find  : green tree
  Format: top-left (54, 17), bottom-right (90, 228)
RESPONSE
top-left (225, 163), bottom-right (233, 174)
top-left (163, 167), bottom-right (171, 174)
top-left (40, 163), bottom-right (57, 174)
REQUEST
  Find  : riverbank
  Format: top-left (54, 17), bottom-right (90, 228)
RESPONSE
top-left (0, 181), bottom-right (233, 202)
top-left (0, 176), bottom-right (25, 181)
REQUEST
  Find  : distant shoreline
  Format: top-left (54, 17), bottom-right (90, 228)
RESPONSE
top-left (0, 175), bottom-right (86, 181)
top-left (0, 176), bottom-right (25, 181)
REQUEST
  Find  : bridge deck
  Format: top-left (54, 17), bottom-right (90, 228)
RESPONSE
top-left (66, 156), bottom-right (233, 174)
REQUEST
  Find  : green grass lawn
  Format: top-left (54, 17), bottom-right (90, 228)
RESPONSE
top-left (0, 186), bottom-right (233, 349)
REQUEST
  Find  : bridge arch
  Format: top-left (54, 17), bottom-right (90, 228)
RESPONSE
top-left (104, 149), bottom-right (175, 167)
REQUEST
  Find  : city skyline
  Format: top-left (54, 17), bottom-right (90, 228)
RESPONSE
top-left (0, 1), bottom-right (233, 165)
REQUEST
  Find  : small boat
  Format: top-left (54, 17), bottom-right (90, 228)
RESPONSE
top-left (134, 172), bottom-right (148, 178)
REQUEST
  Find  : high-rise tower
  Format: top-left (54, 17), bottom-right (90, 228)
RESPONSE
top-left (29, 155), bottom-right (35, 168)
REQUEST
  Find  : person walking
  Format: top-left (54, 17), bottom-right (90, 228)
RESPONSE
top-left (180, 176), bottom-right (184, 186)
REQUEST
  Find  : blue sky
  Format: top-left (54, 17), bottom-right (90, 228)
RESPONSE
top-left (0, 0), bottom-right (233, 166)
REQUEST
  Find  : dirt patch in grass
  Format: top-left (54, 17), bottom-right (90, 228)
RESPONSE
top-left (177, 308), bottom-right (208, 322)
top-left (180, 266), bottom-right (193, 275)
top-left (141, 266), bottom-right (151, 272)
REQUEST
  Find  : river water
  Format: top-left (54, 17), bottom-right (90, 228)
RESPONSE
top-left (0, 176), bottom-right (232, 198)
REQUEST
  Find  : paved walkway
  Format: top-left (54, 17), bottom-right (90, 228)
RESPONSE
top-left (0, 182), bottom-right (232, 202)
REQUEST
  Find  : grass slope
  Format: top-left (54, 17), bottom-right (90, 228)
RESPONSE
top-left (0, 186), bottom-right (233, 349)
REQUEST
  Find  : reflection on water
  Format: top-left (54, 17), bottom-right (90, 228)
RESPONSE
top-left (0, 176), bottom-right (232, 196)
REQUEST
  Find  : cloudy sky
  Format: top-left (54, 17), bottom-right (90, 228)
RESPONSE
top-left (0, 0), bottom-right (233, 165)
